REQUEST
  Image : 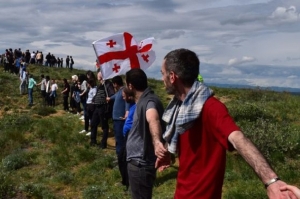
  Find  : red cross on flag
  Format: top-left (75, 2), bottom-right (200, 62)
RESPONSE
top-left (92, 32), bottom-right (156, 80)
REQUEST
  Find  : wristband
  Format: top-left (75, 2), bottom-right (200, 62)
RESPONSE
top-left (264, 177), bottom-right (280, 189)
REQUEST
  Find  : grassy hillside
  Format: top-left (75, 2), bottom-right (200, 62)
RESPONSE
top-left (0, 64), bottom-right (300, 199)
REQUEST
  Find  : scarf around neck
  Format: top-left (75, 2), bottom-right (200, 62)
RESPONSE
top-left (162, 81), bottom-right (214, 154)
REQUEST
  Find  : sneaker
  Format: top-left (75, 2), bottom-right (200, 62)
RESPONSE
top-left (79, 116), bottom-right (84, 120)
top-left (86, 132), bottom-right (91, 136)
top-left (79, 130), bottom-right (86, 134)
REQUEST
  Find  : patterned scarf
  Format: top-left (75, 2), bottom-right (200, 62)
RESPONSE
top-left (162, 81), bottom-right (214, 154)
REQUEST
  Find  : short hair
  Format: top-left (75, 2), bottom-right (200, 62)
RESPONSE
top-left (41, 74), bottom-right (44, 78)
top-left (111, 76), bottom-right (123, 86)
top-left (125, 68), bottom-right (148, 91)
top-left (164, 48), bottom-right (199, 87)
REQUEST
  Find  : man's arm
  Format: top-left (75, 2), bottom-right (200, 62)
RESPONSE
top-left (228, 131), bottom-right (297, 199)
top-left (146, 108), bottom-right (167, 159)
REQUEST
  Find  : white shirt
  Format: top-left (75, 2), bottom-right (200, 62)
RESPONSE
top-left (51, 83), bottom-right (58, 91)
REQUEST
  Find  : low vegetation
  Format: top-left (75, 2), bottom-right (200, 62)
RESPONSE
top-left (0, 65), bottom-right (299, 199)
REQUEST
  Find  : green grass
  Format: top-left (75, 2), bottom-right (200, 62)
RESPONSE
top-left (0, 64), bottom-right (300, 198)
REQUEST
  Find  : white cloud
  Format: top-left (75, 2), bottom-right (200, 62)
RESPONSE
top-left (269, 6), bottom-right (299, 23)
top-left (228, 56), bottom-right (256, 66)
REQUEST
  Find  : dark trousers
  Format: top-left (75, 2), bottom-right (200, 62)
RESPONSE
top-left (85, 104), bottom-right (95, 132)
top-left (63, 95), bottom-right (69, 111)
top-left (113, 120), bottom-right (125, 155)
top-left (119, 135), bottom-right (129, 188)
top-left (127, 162), bottom-right (156, 199)
top-left (90, 105), bottom-right (109, 146)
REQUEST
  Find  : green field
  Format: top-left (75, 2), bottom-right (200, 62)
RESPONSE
top-left (0, 65), bottom-right (299, 199)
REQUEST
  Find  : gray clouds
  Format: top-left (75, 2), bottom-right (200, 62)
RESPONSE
top-left (0, 0), bottom-right (299, 88)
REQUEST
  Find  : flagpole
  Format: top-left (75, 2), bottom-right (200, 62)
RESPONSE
top-left (92, 43), bottom-right (109, 97)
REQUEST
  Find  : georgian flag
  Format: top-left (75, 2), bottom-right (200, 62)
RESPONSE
top-left (92, 32), bottom-right (156, 80)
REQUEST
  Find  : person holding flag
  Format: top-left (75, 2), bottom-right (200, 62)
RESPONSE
top-left (90, 71), bottom-right (114, 148)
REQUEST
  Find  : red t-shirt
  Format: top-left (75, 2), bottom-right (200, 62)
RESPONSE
top-left (174, 97), bottom-right (240, 199)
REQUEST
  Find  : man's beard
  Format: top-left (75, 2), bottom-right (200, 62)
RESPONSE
top-left (165, 84), bottom-right (176, 95)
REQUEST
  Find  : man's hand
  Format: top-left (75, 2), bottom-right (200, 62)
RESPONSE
top-left (155, 152), bottom-right (171, 172)
top-left (280, 185), bottom-right (300, 199)
top-left (154, 141), bottom-right (167, 160)
top-left (267, 181), bottom-right (298, 199)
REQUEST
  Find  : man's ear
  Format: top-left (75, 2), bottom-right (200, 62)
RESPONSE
top-left (169, 71), bottom-right (176, 84)
top-left (127, 83), bottom-right (133, 90)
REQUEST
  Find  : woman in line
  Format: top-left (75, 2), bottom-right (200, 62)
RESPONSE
top-left (79, 78), bottom-right (97, 135)
top-left (61, 78), bottom-right (70, 112)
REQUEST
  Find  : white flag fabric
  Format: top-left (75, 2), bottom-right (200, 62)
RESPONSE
top-left (92, 32), bottom-right (156, 80)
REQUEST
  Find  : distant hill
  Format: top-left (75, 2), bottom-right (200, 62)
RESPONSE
top-left (207, 83), bottom-right (300, 95)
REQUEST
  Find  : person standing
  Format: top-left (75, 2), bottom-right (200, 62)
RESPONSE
top-left (36, 75), bottom-right (47, 106)
top-left (61, 78), bottom-right (70, 112)
top-left (106, 76), bottom-right (129, 187)
top-left (66, 56), bottom-right (70, 68)
top-left (28, 74), bottom-right (37, 106)
top-left (70, 56), bottom-right (74, 71)
top-left (157, 48), bottom-right (295, 199)
top-left (49, 79), bottom-right (58, 107)
top-left (125, 68), bottom-right (166, 199)
top-left (60, 58), bottom-right (63, 67)
top-left (120, 87), bottom-right (136, 189)
top-left (45, 76), bottom-right (51, 106)
top-left (90, 71), bottom-right (114, 148)
top-left (78, 74), bottom-right (88, 120)
top-left (70, 75), bottom-right (78, 113)
top-left (19, 68), bottom-right (27, 95)
top-left (79, 78), bottom-right (97, 135)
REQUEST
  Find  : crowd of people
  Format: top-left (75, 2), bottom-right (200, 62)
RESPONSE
top-left (1, 46), bottom-right (300, 199)
top-left (0, 48), bottom-right (75, 74)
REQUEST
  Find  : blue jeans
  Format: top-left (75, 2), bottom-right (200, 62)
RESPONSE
top-left (127, 162), bottom-right (156, 199)
top-left (113, 120), bottom-right (125, 155)
top-left (28, 88), bottom-right (33, 105)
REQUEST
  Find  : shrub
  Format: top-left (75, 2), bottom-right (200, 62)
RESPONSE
top-left (19, 183), bottom-right (56, 199)
top-left (0, 169), bottom-right (16, 198)
top-left (55, 171), bottom-right (74, 185)
top-left (240, 118), bottom-right (299, 160)
top-left (2, 150), bottom-right (31, 171)
top-left (32, 106), bottom-right (57, 116)
top-left (82, 184), bottom-right (108, 199)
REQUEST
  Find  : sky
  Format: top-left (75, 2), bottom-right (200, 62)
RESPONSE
top-left (1, 0), bottom-right (300, 88)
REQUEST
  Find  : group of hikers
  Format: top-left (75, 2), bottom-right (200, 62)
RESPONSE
top-left (2, 46), bottom-right (300, 199)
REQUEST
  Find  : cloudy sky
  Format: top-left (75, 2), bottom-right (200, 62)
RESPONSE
top-left (1, 0), bottom-right (300, 88)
